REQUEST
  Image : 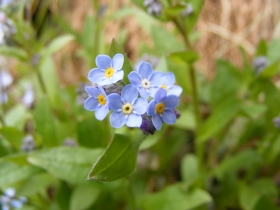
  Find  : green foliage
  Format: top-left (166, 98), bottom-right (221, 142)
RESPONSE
top-left (1, 0), bottom-right (280, 209)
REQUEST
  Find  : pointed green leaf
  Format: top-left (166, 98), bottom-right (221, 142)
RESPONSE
top-left (0, 161), bottom-right (40, 189)
top-left (33, 96), bottom-right (58, 147)
top-left (0, 127), bottom-right (25, 151)
top-left (28, 147), bottom-right (103, 184)
top-left (88, 134), bottom-right (142, 182)
top-left (0, 46), bottom-right (28, 61)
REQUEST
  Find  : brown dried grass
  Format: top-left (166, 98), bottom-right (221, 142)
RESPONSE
top-left (54, 0), bottom-right (280, 84)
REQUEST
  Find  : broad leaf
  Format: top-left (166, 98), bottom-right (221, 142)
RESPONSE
top-left (88, 134), bottom-right (143, 182)
top-left (181, 154), bottom-right (198, 186)
top-left (28, 147), bottom-right (103, 184)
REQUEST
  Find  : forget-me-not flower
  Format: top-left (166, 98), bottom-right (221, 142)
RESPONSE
top-left (151, 72), bottom-right (182, 97)
top-left (128, 62), bottom-right (165, 99)
top-left (108, 84), bottom-right (148, 128)
top-left (147, 88), bottom-right (179, 130)
top-left (84, 86), bottom-right (109, 120)
top-left (0, 188), bottom-right (26, 210)
top-left (88, 54), bottom-right (124, 86)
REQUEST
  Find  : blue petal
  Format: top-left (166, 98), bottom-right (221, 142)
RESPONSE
top-left (112, 54), bottom-right (124, 70)
top-left (149, 87), bottom-right (159, 98)
top-left (154, 88), bottom-right (167, 103)
top-left (121, 84), bottom-right (138, 103)
top-left (168, 85), bottom-right (182, 96)
top-left (128, 71), bottom-right (141, 86)
top-left (149, 72), bottom-right (165, 86)
top-left (98, 86), bottom-right (107, 97)
top-left (164, 72), bottom-right (175, 86)
top-left (88, 68), bottom-right (104, 85)
top-left (126, 114), bottom-right (142, 127)
top-left (162, 110), bottom-right (176, 124)
top-left (96, 55), bottom-right (111, 70)
top-left (95, 105), bottom-right (109, 120)
top-left (108, 93), bottom-right (123, 111)
top-left (133, 98), bottom-right (148, 115)
top-left (110, 111), bottom-right (126, 128)
top-left (152, 114), bottom-right (162, 130)
top-left (163, 95), bottom-right (179, 109)
top-left (138, 62), bottom-right (153, 79)
top-left (147, 100), bottom-right (156, 116)
top-left (111, 70), bottom-right (124, 83)
top-left (85, 86), bottom-right (100, 97)
top-left (84, 97), bottom-right (99, 111)
top-left (138, 87), bottom-right (149, 99)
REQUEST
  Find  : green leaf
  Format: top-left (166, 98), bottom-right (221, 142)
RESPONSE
top-left (138, 185), bottom-right (212, 210)
top-left (252, 195), bottom-right (278, 210)
top-left (198, 98), bottom-right (242, 143)
top-left (4, 104), bottom-right (27, 130)
top-left (39, 57), bottom-right (61, 107)
top-left (70, 184), bottom-right (100, 210)
top-left (33, 96), bottom-right (58, 147)
top-left (163, 5), bottom-right (185, 17)
top-left (40, 34), bottom-right (74, 61)
top-left (0, 161), bottom-right (40, 189)
top-left (239, 183), bottom-right (260, 210)
top-left (169, 51), bottom-right (199, 65)
top-left (255, 39), bottom-right (267, 56)
top-left (17, 172), bottom-right (59, 196)
top-left (259, 61), bottom-right (279, 78)
top-left (241, 103), bottom-right (267, 119)
top-left (28, 147), bottom-right (103, 184)
top-left (109, 39), bottom-right (133, 84)
top-left (152, 25), bottom-right (184, 55)
top-left (88, 134), bottom-right (143, 182)
top-left (0, 46), bottom-right (28, 61)
top-left (213, 150), bottom-right (262, 179)
top-left (181, 154), bottom-right (198, 186)
top-left (267, 39), bottom-right (280, 63)
top-left (174, 109), bottom-right (196, 130)
top-left (77, 116), bottom-right (110, 148)
top-left (0, 127), bottom-right (25, 151)
top-left (182, 0), bottom-right (205, 31)
top-left (211, 60), bottom-right (243, 108)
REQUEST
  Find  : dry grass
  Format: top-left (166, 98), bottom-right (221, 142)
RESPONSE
top-left (54, 0), bottom-right (280, 83)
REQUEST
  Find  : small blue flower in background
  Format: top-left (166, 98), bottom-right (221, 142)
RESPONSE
top-left (88, 54), bottom-right (124, 86)
top-left (151, 72), bottom-right (182, 97)
top-left (84, 86), bottom-right (109, 121)
top-left (128, 62), bottom-right (165, 99)
top-left (147, 88), bottom-right (179, 130)
top-left (0, 188), bottom-right (26, 210)
top-left (108, 84), bottom-right (148, 128)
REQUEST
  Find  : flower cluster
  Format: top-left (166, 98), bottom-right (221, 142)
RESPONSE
top-left (0, 188), bottom-right (26, 210)
top-left (84, 54), bottom-right (182, 135)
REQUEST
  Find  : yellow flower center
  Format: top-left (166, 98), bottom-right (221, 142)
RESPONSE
top-left (122, 103), bottom-right (133, 115)
top-left (156, 103), bottom-right (165, 114)
top-left (160, 85), bottom-right (168, 90)
top-left (105, 67), bottom-right (114, 78)
top-left (97, 94), bottom-right (106, 105)
top-left (141, 79), bottom-right (151, 89)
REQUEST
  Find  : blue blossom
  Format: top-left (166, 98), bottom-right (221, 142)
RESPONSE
top-left (147, 88), bottom-right (179, 130)
top-left (151, 72), bottom-right (182, 97)
top-left (108, 84), bottom-right (148, 128)
top-left (88, 54), bottom-right (124, 86)
top-left (128, 62), bottom-right (165, 99)
top-left (0, 188), bottom-right (26, 210)
top-left (84, 86), bottom-right (109, 121)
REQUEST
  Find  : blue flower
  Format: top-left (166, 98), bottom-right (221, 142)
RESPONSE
top-left (108, 84), bottom-right (148, 128)
top-left (88, 54), bottom-right (124, 86)
top-left (147, 88), bottom-right (179, 130)
top-left (128, 62), bottom-right (165, 99)
top-left (151, 72), bottom-right (182, 97)
top-left (84, 86), bottom-right (109, 120)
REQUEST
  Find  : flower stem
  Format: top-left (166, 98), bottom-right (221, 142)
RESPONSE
top-left (35, 66), bottom-right (47, 94)
top-left (171, 17), bottom-right (204, 185)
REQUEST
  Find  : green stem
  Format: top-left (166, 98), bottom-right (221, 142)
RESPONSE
top-left (172, 16), bottom-right (204, 184)
top-left (35, 66), bottom-right (47, 94)
top-left (93, 1), bottom-right (100, 61)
